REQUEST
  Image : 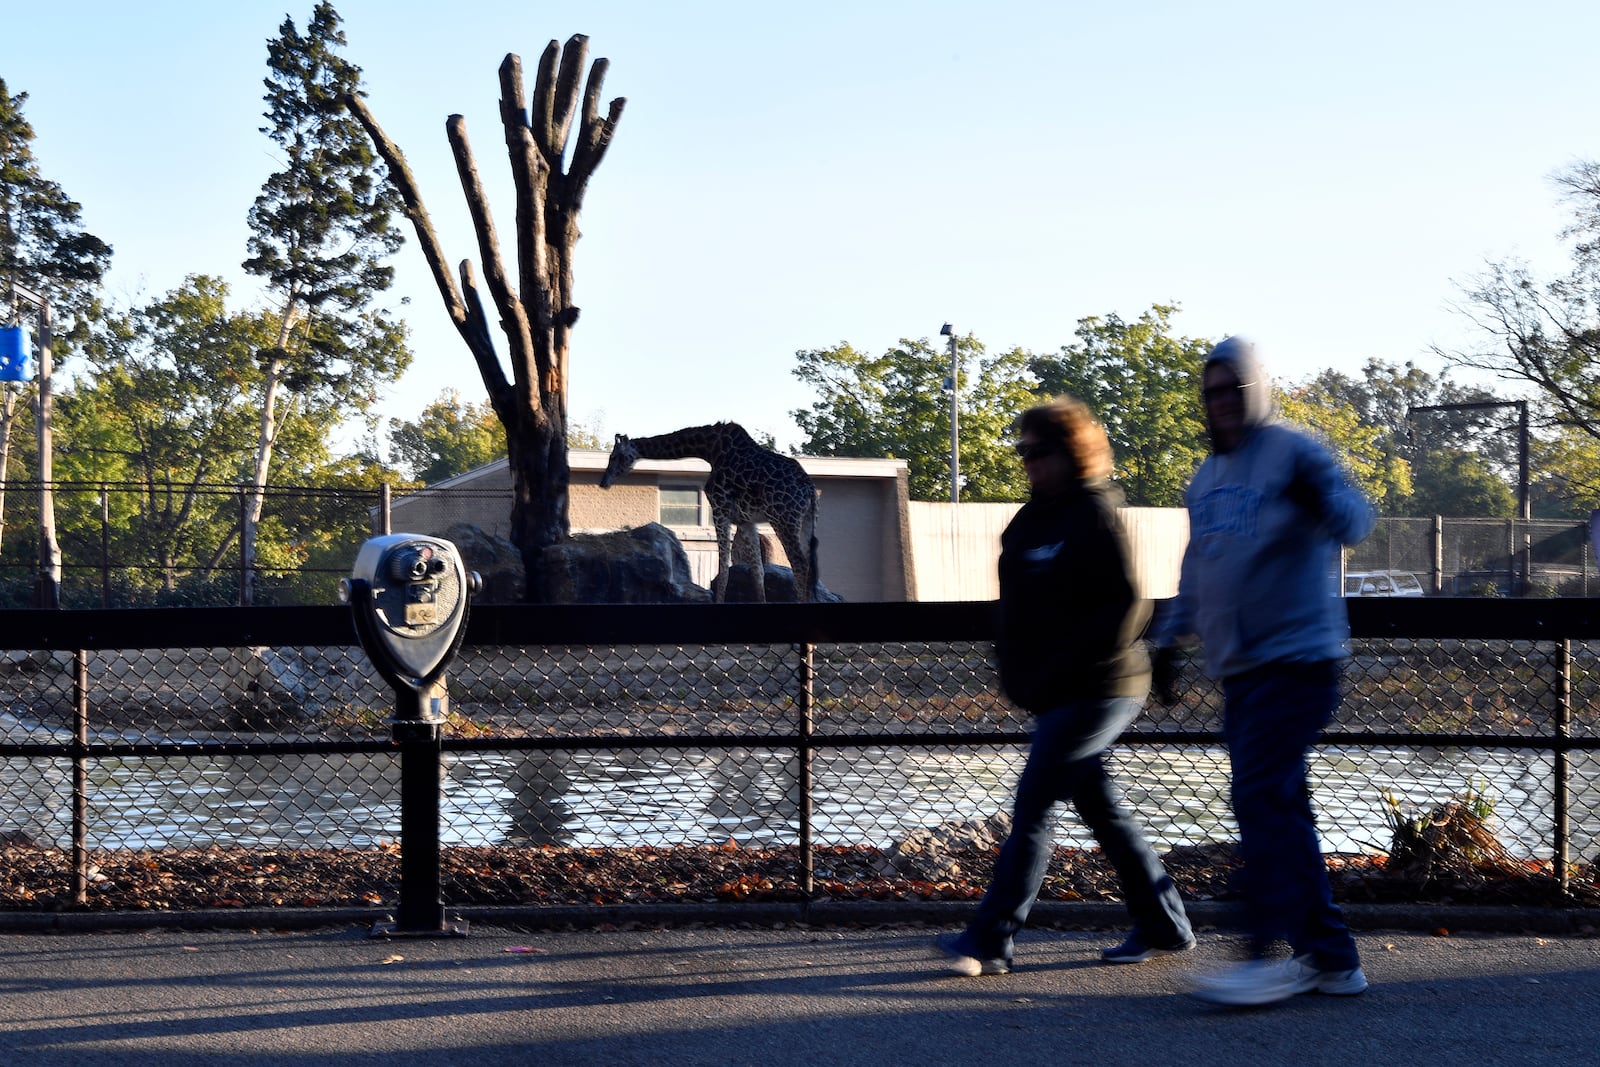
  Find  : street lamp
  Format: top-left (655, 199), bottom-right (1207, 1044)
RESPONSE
top-left (940, 322), bottom-right (958, 504)
top-left (2, 280), bottom-right (60, 608)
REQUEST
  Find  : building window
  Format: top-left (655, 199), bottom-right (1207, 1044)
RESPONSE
top-left (659, 485), bottom-right (704, 527)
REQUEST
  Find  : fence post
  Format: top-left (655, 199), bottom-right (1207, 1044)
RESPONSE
top-left (238, 487), bottom-right (249, 607)
top-left (798, 642), bottom-right (815, 897)
top-left (1432, 515), bottom-right (1444, 595)
top-left (1555, 639), bottom-right (1572, 894)
top-left (99, 485), bottom-right (111, 608)
top-left (72, 649), bottom-right (89, 905)
top-left (378, 483), bottom-right (392, 536)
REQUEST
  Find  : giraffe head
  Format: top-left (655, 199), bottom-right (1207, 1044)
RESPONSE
top-left (599, 434), bottom-right (640, 488)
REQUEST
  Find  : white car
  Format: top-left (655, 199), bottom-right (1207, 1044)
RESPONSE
top-left (1343, 571), bottom-right (1425, 597)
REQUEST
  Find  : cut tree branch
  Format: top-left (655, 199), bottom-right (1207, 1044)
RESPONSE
top-left (447, 114), bottom-right (539, 416)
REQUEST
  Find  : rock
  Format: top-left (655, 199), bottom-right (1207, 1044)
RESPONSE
top-left (537, 523), bottom-right (712, 604)
top-left (719, 562), bottom-right (845, 603)
top-left (442, 523), bottom-right (526, 604)
top-left (875, 811), bottom-right (1013, 882)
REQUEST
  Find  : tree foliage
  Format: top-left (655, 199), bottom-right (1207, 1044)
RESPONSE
top-left (1297, 359), bottom-right (1528, 516)
top-left (388, 388), bottom-right (505, 483)
top-left (0, 77), bottom-right (112, 339)
top-left (1029, 305), bottom-right (1211, 506)
top-left (1442, 159), bottom-right (1600, 442)
top-left (792, 335), bottom-right (1036, 501)
top-left (46, 275), bottom-right (383, 604)
top-left (238, 2), bottom-right (410, 602)
top-left (1278, 386), bottom-right (1412, 510)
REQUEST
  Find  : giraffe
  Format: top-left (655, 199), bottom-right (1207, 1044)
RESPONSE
top-left (599, 422), bottom-right (820, 603)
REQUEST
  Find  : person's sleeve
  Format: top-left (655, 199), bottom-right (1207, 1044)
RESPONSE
top-left (1296, 438), bottom-right (1377, 546)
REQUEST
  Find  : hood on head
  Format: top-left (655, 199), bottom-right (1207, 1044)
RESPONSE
top-left (1204, 335), bottom-right (1274, 432)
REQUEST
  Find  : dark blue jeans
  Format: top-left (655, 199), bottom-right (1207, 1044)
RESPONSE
top-left (1223, 660), bottom-right (1360, 971)
top-left (966, 697), bottom-right (1192, 960)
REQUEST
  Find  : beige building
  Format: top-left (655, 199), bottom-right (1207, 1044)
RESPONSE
top-left (386, 450), bottom-right (916, 602)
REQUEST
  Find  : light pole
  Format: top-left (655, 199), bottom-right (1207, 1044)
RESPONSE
top-left (940, 322), bottom-right (958, 504)
top-left (3, 280), bottom-right (60, 608)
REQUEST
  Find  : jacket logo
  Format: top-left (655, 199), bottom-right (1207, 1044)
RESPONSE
top-left (1194, 485), bottom-right (1260, 557)
top-left (1024, 541), bottom-right (1064, 564)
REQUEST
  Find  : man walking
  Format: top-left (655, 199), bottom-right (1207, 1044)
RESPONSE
top-left (1153, 336), bottom-right (1376, 1006)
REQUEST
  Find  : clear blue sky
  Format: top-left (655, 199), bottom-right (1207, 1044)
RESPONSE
top-left (5, 1), bottom-right (1599, 452)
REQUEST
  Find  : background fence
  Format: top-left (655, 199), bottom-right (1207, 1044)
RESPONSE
top-left (0, 480), bottom-right (1594, 606)
top-left (2, 599), bottom-right (1599, 916)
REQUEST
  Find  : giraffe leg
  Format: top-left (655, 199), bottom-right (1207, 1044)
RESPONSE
top-left (713, 518), bottom-right (734, 603)
top-left (773, 522), bottom-right (811, 603)
top-left (734, 521), bottom-right (765, 603)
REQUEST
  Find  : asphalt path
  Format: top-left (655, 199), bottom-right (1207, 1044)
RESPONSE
top-left (1, 923), bottom-right (1595, 1066)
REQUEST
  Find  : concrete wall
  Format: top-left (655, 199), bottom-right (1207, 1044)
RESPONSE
top-left (907, 502), bottom-right (1189, 601)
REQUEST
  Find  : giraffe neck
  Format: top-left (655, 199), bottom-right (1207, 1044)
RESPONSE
top-left (630, 423), bottom-right (749, 464)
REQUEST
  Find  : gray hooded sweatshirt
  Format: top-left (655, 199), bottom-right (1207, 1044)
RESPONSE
top-left (1156, 337), bottom-right (1376, 678)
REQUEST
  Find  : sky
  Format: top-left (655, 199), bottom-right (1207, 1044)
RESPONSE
top-left (5, 1), bottom-right (1600, 454)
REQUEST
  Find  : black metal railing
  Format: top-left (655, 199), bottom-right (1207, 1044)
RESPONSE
top-left (1, 598), bottom-right (1598, 914)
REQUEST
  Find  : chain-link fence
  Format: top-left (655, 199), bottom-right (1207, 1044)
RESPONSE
top-left (1, 601), bottom-right (1597, 916)
top-left (0, 480), bottom-right (1594, 606)
top-left (1349, 517), bottom-right (1596, 597)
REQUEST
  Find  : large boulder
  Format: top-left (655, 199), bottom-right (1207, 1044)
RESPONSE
top-left (442, 523), bottom-right (526, 604)
top-left (719, 562), bottom-right (844, 603)
top-left (537, 523), bottom-right (711, 604)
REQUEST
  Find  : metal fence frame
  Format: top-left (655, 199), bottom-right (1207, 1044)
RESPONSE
top-left (3, 598), bottom-right (1600, 913)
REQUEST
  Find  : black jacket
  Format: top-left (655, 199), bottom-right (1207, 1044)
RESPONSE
top-left (995, 479), bottom-right (1152, 712)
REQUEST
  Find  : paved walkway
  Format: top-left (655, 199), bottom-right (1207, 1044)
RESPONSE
top-left (1, 923), bottom-right (1596, 1065)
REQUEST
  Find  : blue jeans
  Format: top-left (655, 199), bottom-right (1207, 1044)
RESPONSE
top-left (966, 697), bottom-right (1192, 960)
top-left (1223, 660), bottom-right (1360, 971)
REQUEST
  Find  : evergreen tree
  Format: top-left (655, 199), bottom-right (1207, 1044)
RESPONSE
top-left (240, 2), bottom-right (409, 602)
top-left (0, 78), bottom-right (112, 335)
top-left (0, 78), bottom-right (112, 576)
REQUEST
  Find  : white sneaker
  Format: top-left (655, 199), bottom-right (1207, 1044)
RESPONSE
top-left (1190, 958), bottom-right (1316, 1006)
top-left (1290, 954), bottom-right (1369, 996)
top-left (1193, 957), bottom-right (1368, 1006)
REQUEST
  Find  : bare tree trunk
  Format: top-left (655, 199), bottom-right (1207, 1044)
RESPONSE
top-left (344, 35), bottom-right (623, 601)
top-left (0, 385), bottom-right (15, 555)
top-left (241, 302), bottom-right (300, 606)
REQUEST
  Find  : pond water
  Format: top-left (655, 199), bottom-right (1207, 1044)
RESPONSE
top-left (2, 741), bottom-right (1586, 859)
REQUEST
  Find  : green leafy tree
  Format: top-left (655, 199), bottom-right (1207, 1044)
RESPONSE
top-left (0, 78), bottom-right (112, 574)
top-left (1527, 428), bottom-right (1600, 518)
top-left (57, 276), bottom-right (371, 604)
top-left (240, 2), bottom-right (410, 602)
top-left (1406, 449), bottom-right (1516, 518)
top-left (388, 388), bottom-right (505, 483)
top-left (792, 335), bottom-right (1038, 501)
top-left (1301, 359), bottom-right (1517, 515)
top-left (1278, 386), bottom-right (1412, 509)
top-left (1029, 305), bottom-right (1211, 506)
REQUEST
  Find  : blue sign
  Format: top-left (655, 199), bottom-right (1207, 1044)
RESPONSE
top-left (0, 325), bottom-right (33, 383)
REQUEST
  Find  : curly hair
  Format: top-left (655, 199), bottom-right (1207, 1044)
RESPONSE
top-left (1014, 395), bottom-right (1115, 482)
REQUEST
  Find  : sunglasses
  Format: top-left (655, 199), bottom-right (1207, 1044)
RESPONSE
top-left (1014, 441), bottom-right (1064, 462)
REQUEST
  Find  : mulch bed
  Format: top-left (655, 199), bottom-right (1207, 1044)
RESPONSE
top-left (2, 840), bottom-right (1594, 914)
